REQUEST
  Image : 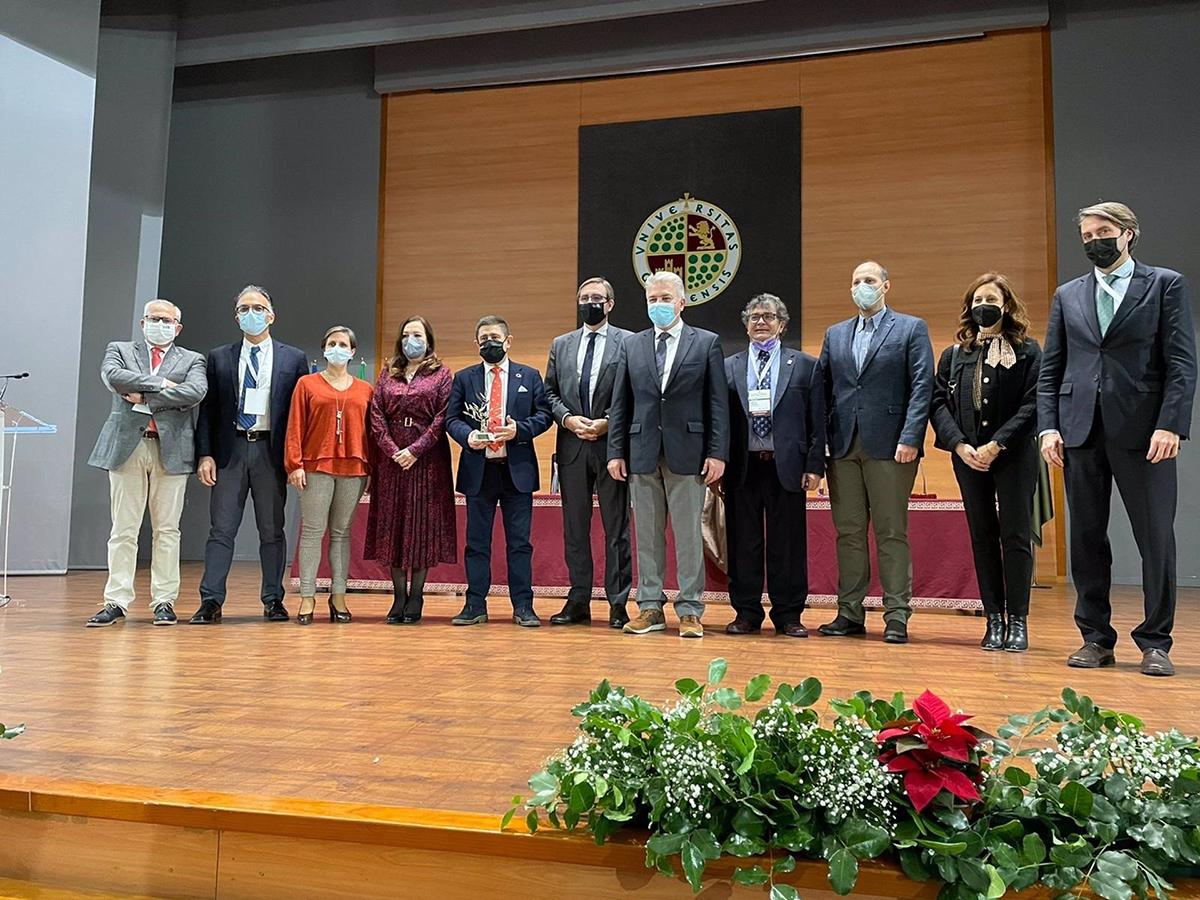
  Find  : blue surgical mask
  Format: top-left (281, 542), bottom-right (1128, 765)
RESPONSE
top-left (238, 309), bottom-right (269, 336)
top-left (647, 302), bottom-right (678, 329)
top-left (324, 346), bottom-right (354, 366)
top-left (851, 282), bottom-right (881, 311)
top-left (751, 337), bottom-right (778, 354)
top-left (402, 336), bottom-right (427, 360)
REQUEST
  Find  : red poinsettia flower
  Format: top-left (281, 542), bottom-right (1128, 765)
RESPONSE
top-left (884, 751), bottom-right (982, 812)
top-left (878, 690), bottom-right (978, 762)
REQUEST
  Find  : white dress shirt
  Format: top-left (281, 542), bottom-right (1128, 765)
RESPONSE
top-left (575, 321), bottom-right (609, 412)
top-left (238, 337), bottom-right (273, 431)
top-left (656, 317), bottom-right (685, 393)
top-left (482, 357), bottom-right (510, 458)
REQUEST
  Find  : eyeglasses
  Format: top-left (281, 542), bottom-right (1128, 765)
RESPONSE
top-left (236, 304), bottom-right (270, 315)
top-left (578, 294), bottom-right (608, 304)
top-left (145, 316), bottom-right (178, 325)
top-left (748, 313), bottom-right (779, 324)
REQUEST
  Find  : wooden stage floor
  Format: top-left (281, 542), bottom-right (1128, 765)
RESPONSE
top-left (0, 563), bottom-right (1197, 819)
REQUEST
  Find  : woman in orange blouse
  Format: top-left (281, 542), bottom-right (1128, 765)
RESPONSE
top-left (285, 326), bottom-right (373, 625)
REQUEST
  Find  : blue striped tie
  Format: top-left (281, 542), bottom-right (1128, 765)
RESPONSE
top-left (237, 345), bottom-right (260, 430)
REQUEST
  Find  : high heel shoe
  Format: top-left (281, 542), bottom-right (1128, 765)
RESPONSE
top-left (328, 595), bottom-right (352, 623)
top-left (297, 598), bottom-right (316, 626)
top-left (386, 584), bottom-right (406, 625)
top-left (401, 591), bottom-right (424, 624)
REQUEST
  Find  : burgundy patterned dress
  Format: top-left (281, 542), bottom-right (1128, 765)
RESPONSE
top-left (364, 365), bottom-right (457, 569)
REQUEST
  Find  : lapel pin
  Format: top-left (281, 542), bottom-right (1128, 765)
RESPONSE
top-left (787, 359), bottom-right (793, 366)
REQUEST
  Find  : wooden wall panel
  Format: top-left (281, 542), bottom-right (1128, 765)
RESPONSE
top-left (380, 30), bottom-right (1058, 572)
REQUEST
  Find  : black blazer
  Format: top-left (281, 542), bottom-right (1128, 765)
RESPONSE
top-left (606, 323), bottom-right (730, 476)
top-left (1037, 261), bottom-right (1197, 448)
top-left (195, 339), bottom-right (310, 472)
top-left (724, 347), bottom-right (826, 492)
top-left (931, 339), bottom-right (1041, 452)
top-left (544, 324), bottom-right (632, 467)
top-left (445, 361), bottom-right (553, 496)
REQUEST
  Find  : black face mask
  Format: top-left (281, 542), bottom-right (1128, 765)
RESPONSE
top-left (580, 302), bottom-right (607, 327)
top-left (971, 304), bottom-right (1003, 329)
top-left (479, 339), bottom-right (507, 365)
top-left (1084, 236), bottom-right (1123, 269)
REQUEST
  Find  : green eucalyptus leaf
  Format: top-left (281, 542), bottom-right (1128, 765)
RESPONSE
top-left (745, 674), bottom-right (771, 702)
top-left (712, 687), bottom-right (743, 710)
top-left (773, 855), bottom-right (797, 874)
top-left (1096, 850), bottom-right (1137, 882)
top-left (732, 865), bottom-right (770, 886)
top-left (1022, 832), bottom-right (1047, 864)
top-left (770, 885), bottom-right (800, 900)
top-left (708, 658), bottom-right (728, 686)
top-left (774, 683), bottom-right (795, 703)
top-left (1060, 781), bottom-right (1094, 820)
top-left (793, 677), bottom-right (822, 708)
top-left (1089, 871), bottom-right (1134, 900)
top-left (1049, 838), bottom-right (1091, 869)
top-left (675, 677), bottom-right (701, 697)
top-left (722, 833), bottom-right (766, 858)
top-left (826, 847), bottom-right (859, 896)
top-left (1004, 766), bottom-right (1032, 787)
top-left (646, 832), bottom-right (688, 856)
top-left (529, 770), bottom-right (557, 793)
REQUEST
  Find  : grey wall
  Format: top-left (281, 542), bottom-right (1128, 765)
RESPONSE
top-left (0, 1), bottom-right (101, 573)
top-left (158, 48), bottom-right (380, 563)
top-left (1050, 0), bottom-right (1200, 587)
top-left (70, 14), bottom-right (179, 569)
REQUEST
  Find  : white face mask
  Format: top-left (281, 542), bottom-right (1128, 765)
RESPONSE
top-left (852, 282), bottom-right (881, 311)
top-left (143, 321), bottom-right (177, 346)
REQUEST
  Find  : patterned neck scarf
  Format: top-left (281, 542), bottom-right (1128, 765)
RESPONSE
top-left (973, 334), bottom-right (1017, 411)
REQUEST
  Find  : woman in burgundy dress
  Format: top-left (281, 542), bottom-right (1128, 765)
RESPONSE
top-left (366, 315), bottom-right (457, 623)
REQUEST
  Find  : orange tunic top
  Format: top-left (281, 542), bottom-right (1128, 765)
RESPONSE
top-left (285, 373), bottom-right (373, 477)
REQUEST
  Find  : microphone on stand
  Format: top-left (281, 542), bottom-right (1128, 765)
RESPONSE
top-left (0, 374), bottom-right (29, 379)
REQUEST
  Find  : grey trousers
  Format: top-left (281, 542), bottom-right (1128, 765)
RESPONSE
top-left (296, 472), bottom-right (368, 596)
top-left (629, 458), bottom-right (706, 619)
top-left (826, 433), bottom-right (918, 624)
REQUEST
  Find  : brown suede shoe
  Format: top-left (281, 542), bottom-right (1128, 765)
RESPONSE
top-left (623, 608), bottom-right (667, 634)
top-left (679, 615), bottom-right (704, 639)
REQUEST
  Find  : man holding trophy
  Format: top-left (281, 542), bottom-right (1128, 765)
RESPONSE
top-left (445, 316), bottom-right (553, 626)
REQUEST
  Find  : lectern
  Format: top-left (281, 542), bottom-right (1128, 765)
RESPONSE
top-left (1, 403), bottom-right (58, 605)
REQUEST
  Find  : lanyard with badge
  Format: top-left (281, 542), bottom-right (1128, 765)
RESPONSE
top-left (747, 346), bottom-right (776, 417)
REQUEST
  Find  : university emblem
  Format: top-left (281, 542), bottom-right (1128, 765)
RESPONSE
top-left (632, 193), bottom-right (742, 306)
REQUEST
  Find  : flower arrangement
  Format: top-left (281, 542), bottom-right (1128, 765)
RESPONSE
top-left (504, 661), bottom-right (1200, 899)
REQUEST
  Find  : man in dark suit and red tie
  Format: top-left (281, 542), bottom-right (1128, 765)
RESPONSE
top-left (722, 293), bottom-right (825, 637)
top-left (1039, 201), bottom-right (1197, 677)
top-left (445, 316), bottom-right (553, 627)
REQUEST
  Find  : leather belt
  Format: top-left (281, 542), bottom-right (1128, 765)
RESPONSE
top-left (242, 430), bottom-right (270, 442)
top-left (752, 451), bottom-right (775, 461)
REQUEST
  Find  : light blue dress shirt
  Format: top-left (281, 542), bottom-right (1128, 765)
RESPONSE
top-left (747, 343), bottom-right (781, 452)
top-left (1095, 255), bottom-right (1135, 313)
top-left (853, 305), bottom-right (887, 374)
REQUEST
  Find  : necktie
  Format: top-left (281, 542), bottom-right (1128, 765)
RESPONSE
top-left (1097, 273), bottom-right (1118, 337)
top-left (146, 346), bottom-right (164, 435)
top-left (487, 365), bottom-right (504, 453)
top-left (238, 345), bottom-right (260, 430)
top-left (579, 331), bottom-right (598, 419)
top-left (752, 349), bottom-right (772, 439)
top-left (856, 317), bottom-right (875, 374)
top-left (655, 332), bottom-right (669, 384)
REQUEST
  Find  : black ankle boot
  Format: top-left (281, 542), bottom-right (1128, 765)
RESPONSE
top-left (981, 614), bottom-right (1005, 651)
top-left (387, 575), bottom-right (407, 625)
top-left (1004, 615), bottom-right (1028, 652)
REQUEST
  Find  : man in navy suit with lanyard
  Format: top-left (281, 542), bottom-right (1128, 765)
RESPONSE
top-left (445, 316), bottom-right (553, 627)
top-left (190, 285), bottom-right (310, 624)
top-left (1039, 202), bottom-right (1196, 676)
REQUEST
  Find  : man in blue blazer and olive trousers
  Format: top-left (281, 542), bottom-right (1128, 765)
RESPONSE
top-left (723, 294), bottom-right (825, 637)
top-left (1039, 202), bottom-right (1197, 677)
top-left (818, 261), bottom-right (934, 644)
top-left (446, 316), bottom-right (553, 627)
top-left (190, 285), bottom-right (310, 624)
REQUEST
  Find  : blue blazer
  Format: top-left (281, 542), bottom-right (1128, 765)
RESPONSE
top-left (724, 346), bottom-right (826, 492)
top-left (445, 361), bottom-right (553, 495)
top-left (1037, 261), bottom-right (1196, 448)
top-left (195, 339), bottom-right (310, 473)
top-left (819, 308), bottom-right (934, 460)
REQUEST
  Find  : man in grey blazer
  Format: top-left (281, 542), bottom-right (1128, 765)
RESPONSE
top-left (607, 271), bottom-right (729, 638)
top-left (817, 261), bottom-right (934, 644)
top-left (86, 299), bottom-right (208, 626)
top-left (545, 277), bottom-right (634, 629)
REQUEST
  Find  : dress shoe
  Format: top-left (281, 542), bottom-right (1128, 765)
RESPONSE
top-left (1141, 648), bottom-right (1175, 677)
top-left (297, 598), bottom-right (316, 626)
top-left (402, 592), bottom-right (424, 624)
top-left (608, 603), bottom-right (630, 629)
top-left (818, 615), bottom-right (866, 637)
top-left (781, 621), bottom-right (809, 638)
top-left (188, 601), bottom-right (223, 625)
top-left (451, 607), bottom-right (488, 626)
top-left (623, 608), bottom-right (666, 634)
top-left (679, 615), bottom-right (704, 639)
top-left (1003, 615), bottom-right (1028, 652)
top-left (550, 601), bottom-right (591, 625)
top-left (328, 596), bottom-right (352, 623)
top-left (512, 608), bottom-right (542, 628)
top-left (152, 604), bottom-right (177, 627)
top-left (86, 605), bottom-right (125, 627)
top-left (981, 614), bottom-right (1006, 651)
top-left (725, 619), bottom-right (761, 635)
top-left (386, 584), bottom-right (406, 625)
top-left (1067, 642), bottom-right (1115, 668)
top-left (883, 620), bottom-right (909, 644)
top-left (263, 601), bottom-right (290, 622)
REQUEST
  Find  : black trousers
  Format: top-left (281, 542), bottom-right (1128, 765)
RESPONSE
top-left (1064, 410), bottom-right (1177, 652)
top-left (463, 461), bottom-right (534, 613)
top-left (558, 441), bottom-right (632, 606)
top-left (952, 439), bottom-right (1037, 618)
top-left (724, 456), bottom-right (808, 628)
top-left (199, 436), bottom-right (288, 607)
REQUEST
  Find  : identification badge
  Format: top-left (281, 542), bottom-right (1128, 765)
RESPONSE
top-left (243, 387), bottom-right (269, 416)
top-left (748, 389), bottom-right (772, 415)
